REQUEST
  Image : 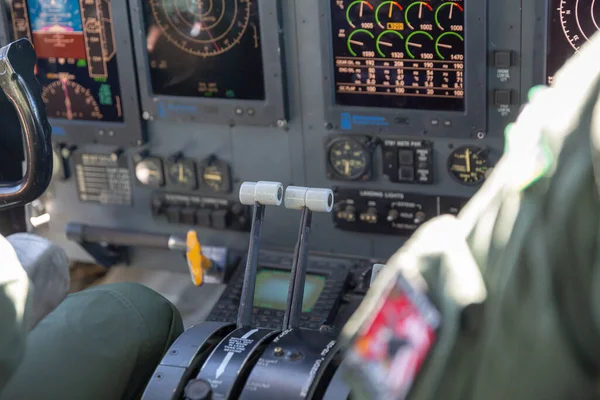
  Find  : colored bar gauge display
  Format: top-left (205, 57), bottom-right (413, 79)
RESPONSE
top-left (331, 0), bottom-right (465, 112)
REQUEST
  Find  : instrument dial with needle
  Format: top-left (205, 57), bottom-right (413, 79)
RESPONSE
top-left (347, 29), bottom-right (376, 56)
top-left (199, 158), bottom-right (232, 193)
top-left (404, 1), bottom-right (434, 30)
top-left (135, 157), bottom-right (165, 187)
top-left (346, 0), bottom-right (375, 29)
top-left (41, 78), bottom-right (103, 121)
top-left (435, 2), bottom-right (464, 31)
top-left (167, 158), bottom-right (198, 190)
top-left (435, 32), bottom-right (464, 60)
top-left (328, 138), bottom-right (371, 181)
top-left (448, 146), bottom-right (489, 185)
top-left (376, 30), bottom-right (405, 58)
top-left (375, 1), bottom-right (404, 30)
top-left (404, 31), bottom-right (434, 59)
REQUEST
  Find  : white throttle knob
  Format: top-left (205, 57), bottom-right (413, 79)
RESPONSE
top-left (305, 188), bottom-right (334, 213)
top-left (255, 181), bottom-right (284, 206)
top-left (239, 181), bottom-right (284, 206)
top-left (239, 182), bottom-right (257, 205)
top-left (284, 186), bottom-right (309, 210)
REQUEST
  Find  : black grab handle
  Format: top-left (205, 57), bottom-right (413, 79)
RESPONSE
top-left (0, 39), bottom-right (52, 210)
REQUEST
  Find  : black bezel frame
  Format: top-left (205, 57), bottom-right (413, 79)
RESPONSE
top-left (0, 0), bottom-right (146, 146)
top-left (128, 0), bottom-right (288, 127)
top-left (319, 0), bottom-right (487, 137)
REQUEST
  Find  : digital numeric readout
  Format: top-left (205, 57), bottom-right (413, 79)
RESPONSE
top-left (331, 0), bottom-right (465, 111)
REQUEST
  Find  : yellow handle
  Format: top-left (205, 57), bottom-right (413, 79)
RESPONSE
top-left (186, 230), bottom-right (212, 286)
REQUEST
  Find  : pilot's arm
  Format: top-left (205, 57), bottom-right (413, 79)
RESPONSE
top-left (376, 32), bottom-right (600, 399)
top-left (0, 234), bottom-right (30, 393)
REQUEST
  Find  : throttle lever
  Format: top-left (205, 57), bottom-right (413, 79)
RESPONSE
top-left (0, 38), bottom-right (52, 210)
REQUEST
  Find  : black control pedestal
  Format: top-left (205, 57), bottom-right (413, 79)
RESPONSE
top-left (195, 327), bottom-right (277, 400)
top-left (240, 329), bottom-right (339, 400)
top-left (142, 322), bottom-right (235, 400)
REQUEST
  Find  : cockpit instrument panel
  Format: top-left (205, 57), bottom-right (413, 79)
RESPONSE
top-left (322, 0), bottom-right (486, 137)
top-left (3, 0), bottom-right (144, 145)
top-left (547, 0), bottom-right (600, 84)
top-left (130, 0), bottom-right (287, 126)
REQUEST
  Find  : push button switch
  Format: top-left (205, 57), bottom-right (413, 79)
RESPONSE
top-left (494, 89), bottom-right (512, 106)
top-left (196, 209), bottom-right (211, 227)
top-left (181, 207), bottom-right (196, 225)
top-left (211, 209), bottom-right (230, 230)
top-left (399, 166), bottom-right (415, 182)
top-left (494, 51), bottom-right (512, 68)
top-left (165, 206), bottom-right (181, 224)
top-left (398, 149), bottom-right (414, 166)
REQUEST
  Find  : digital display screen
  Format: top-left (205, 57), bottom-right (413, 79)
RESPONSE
top-left (6, 0), bottom-right (124, 122)
top-left (141, 0), bottom-right (265, 100)
top-left (253, 269), bottom-right (327, 313)
top-left (330, 0), bottom-right (465, 111)
top-left (546, 0), bottom-right (599, 85)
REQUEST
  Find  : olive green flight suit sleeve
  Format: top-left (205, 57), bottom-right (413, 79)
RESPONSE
top-left (0, 234), bottom-right (30, 394)
top-left (378, 32), bottom-right (600, 400)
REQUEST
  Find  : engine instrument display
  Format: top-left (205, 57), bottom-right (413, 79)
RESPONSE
top-left (547, 0), bottom-right (600, 84)
top-left (7, 0), bottom-right (124, 122)
top-left (330, 0), bottom-right (465, 111)
top-left (142, 0), bottom-right (266, 100)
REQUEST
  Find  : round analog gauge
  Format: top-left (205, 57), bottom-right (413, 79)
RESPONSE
top-left (404, 1), bottom-right (434, 30)
top-left (200, 159), bottom-right (231, 193)
top-left (346, 1), bottom-right (375, 29)
top-left (434, 2), bottom-right (464, 31)
top-left (42, 79), bottom-right (102, 121)
top-left (202, 165), bottom-right (225, 191)
top-left (376, 30), bottom-right (405, 58)
top-left (404, 30), bottom-right (434, 59)
top-left (328, 139), bottom-right (370, 180)
top-left (347, 29), bottom-right (375, 57)
top-left (448, 146), bottom-right (489, 185)
top-left (375, 1), bottom-right (404, 30)
top-left (435, 32), bottom-right (464, 60)
top-left (150, 0), bottom-right (251, 57)
top-left (167, 159), bottom-right (198, 190)
top-left (559, 0), bottom-right (600, 52)
top-left (136, 157), bottom-right (164, 187)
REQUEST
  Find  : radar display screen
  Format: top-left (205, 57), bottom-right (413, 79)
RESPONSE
top-left (547, 0), bottom-right (600, 85)
top-left (330, 0), bottom-right (465, 111)
top-left (6, 0), bottom-right (124, 122)
top-left (141, 0), bottom-right (265, 100)
top-left (253, 269), bottom-right (326, 312)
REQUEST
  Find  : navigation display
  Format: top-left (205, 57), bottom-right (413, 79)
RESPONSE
top-left (141, 0), bottom-right (265, 100)
top-left (547, 0), bottom-right (599, 85)
top-left (253, 269), bottom-right (326, 312)
top-left (330, 0), bottom-right (465, 111)
top-left (6, 0), bottom-right (124, 122)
